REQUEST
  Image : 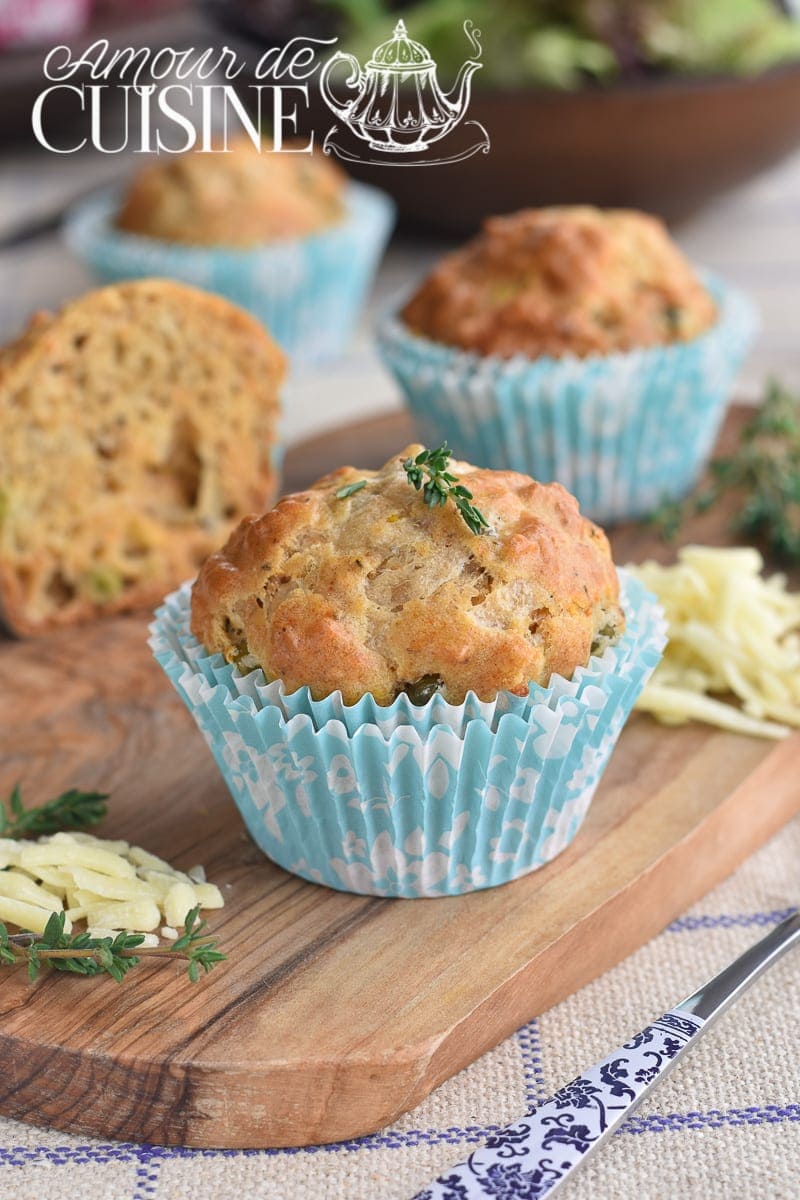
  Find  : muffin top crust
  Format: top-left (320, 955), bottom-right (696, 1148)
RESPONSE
top-left (401, 206), bottom-right (716, 359)
top-left (191, 446), bottom-right (624, 706)
top-left (116, 136), bottom-right (346, 247)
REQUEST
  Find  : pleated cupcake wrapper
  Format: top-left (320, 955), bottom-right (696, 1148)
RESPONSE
top-left (376, 272), bottom-right (757, 524)
top-left (154, 571), bottom-right (653, 738)
top-left (64, 181), bottom-right (395, 366)
top-left (149, 572), bottom-right (665, 897)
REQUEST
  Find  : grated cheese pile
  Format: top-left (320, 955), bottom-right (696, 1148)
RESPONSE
top-left (0, 831), bottom-right (223, 939)
top-left (627, 545), bottom-right (800, 740)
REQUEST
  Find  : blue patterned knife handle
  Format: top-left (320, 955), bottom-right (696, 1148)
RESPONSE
top-left (413, 1010), bottom-right (704, 1200)
top-left (414, 909), bottom-right (800, 1199)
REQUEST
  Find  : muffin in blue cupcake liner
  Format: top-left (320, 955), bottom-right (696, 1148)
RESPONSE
top-left (376, 273), bottom-right (756, 524)
top-left (149, 570), bottom-right (665, 898)
top-left (64, 181), bottom-right (395, 366)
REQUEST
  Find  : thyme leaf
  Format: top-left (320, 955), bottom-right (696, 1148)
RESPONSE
top-left (335, 479), bottom-right (367, 499)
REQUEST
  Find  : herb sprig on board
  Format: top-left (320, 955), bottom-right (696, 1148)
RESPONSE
top-left (0, 784), bottom-right (108, 840)
top-left (403, 444), bottom-right (491, 536)
top-left (0, 787), bottom-right (226, 982)
top-left (0, 906), bottom-right (225, 984)
top-left (652, 380), bottom-right (800, 561)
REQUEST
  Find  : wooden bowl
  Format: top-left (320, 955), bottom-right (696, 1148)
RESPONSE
top-left (298, 64), bottom-right (800, 234)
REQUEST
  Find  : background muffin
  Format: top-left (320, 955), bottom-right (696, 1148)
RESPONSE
top-left (402, 206), bottom-right (716, 358)
top-left (378, 205), bottom-right (756, 524)
top-left (67, 141), bottom-right (395, 366)
top-left (191, 446), bottom-right (624, 706)
top-left (0, 279), bottom-right (285, 635)
top-left (116, 136), bottom-right (346, 247)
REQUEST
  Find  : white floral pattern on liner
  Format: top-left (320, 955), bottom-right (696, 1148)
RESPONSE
top-left (149, 571), bottom-right (665, 898)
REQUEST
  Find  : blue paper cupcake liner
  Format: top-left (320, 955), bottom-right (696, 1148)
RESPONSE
top-left (149, 571), bottom-right (665, 898)
top-left (64, 181), bottom-right (395, 366)
top-left (376, 273), bottom-right (756, 524)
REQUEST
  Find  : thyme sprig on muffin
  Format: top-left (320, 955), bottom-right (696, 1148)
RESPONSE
top-left (335, 444), bottom-right (491, 536)
top-left (403, 444), bottom-right (491, 536)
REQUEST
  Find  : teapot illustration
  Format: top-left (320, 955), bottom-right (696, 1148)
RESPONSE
top-left (319, 19), bottom-right (482, 153)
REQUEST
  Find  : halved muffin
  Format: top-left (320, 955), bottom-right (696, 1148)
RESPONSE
top-left (0, 279), bottom-right (285, 634)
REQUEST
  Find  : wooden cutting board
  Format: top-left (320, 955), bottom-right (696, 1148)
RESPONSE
top-left (0, 406), bottom-right (798, 1150)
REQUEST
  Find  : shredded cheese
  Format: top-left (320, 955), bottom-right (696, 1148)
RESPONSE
top-left (627, 545), bottom-right (800, 739)
top-left (0, 831), bottom-right (223, 936)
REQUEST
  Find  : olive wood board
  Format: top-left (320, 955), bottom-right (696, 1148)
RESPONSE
top-left (0, 405), bottom-right (798, 1150)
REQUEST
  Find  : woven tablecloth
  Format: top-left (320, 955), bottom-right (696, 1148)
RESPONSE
top-left (1, 815), bottom-right (797, 1200)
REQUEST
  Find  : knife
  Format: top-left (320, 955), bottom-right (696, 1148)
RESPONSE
top-left (414, 908), bottom-right (800, 1199)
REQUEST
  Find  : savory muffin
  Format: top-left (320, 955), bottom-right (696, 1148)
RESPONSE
top-left (116, 136), bottom-right (346, 247)
top-left (0, 279), bottom-right (285, 635)
top-left (402, 206), bottom-right (716, 359)
top-left (191, 446), bottom-right (624, 705)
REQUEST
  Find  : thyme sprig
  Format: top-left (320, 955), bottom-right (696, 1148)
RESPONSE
top-left (403, 444), bottom-right (491, 536)
top-left (0, 906), bottom-right (225, 984)
top-left (0, 784), bottom-right (108, 840)
top-left (652, 380), bottom-right (800, 561)
top-left (0, 788), bottom-right (225, 983)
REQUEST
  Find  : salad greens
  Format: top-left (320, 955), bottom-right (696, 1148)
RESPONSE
top-left (329, 0), bottom-right (800, 90)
